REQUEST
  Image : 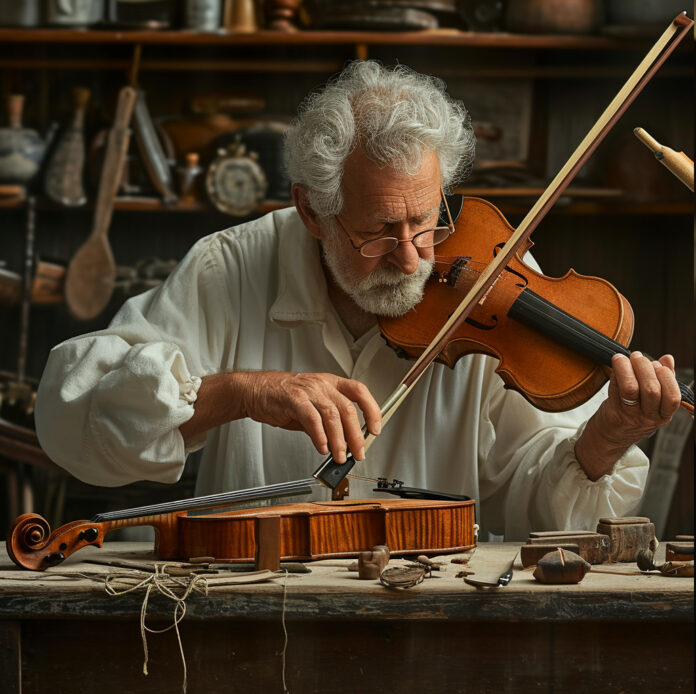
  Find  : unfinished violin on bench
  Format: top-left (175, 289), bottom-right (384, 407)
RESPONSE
top-left (7, 497), bottom-right (476, 571)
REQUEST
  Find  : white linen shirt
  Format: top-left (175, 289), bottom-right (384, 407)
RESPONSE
top-left (35, 207), bottom-right (648, 540)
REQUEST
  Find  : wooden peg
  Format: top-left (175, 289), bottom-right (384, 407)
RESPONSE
top-left (358, 545), bottom-right (390, 579)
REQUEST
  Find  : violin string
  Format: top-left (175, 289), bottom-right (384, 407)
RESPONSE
top-left (447, 259), bottom-right (629, 364)
top-left (442, 258), bottom-right (694, 407)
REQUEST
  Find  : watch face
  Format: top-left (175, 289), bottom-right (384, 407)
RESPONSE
top-left (206, 152), bottom-right (267, 216)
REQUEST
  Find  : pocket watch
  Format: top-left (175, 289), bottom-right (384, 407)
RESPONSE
top-left (205, 141), bottom-right (268, 216)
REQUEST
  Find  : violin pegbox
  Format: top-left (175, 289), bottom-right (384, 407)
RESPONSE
top-left (6, 513), bottom-right (105, 571)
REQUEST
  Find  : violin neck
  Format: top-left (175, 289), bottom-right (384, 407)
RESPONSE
top-left (509, 288), bottom-right (629, 366)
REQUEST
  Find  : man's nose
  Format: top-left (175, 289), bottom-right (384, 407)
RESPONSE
top-left (385, 234), bottom-right (421, 275)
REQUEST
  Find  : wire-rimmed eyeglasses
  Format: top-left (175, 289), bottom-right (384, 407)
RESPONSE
top-left (333, 187), bottom-right (455, 258)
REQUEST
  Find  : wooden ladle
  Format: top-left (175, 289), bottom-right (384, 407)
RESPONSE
top-left (64, 86), bottom-right (136, 320)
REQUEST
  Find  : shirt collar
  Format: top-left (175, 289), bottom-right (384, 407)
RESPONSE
top-left (269, 207), bottom-right (331, 326)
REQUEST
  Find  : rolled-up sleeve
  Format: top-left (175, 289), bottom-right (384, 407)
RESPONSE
top-left (35, 234), bottom-right (234, 486)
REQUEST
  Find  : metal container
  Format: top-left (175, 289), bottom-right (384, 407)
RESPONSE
top-left (183, 0), bottom-right (222, 31)
top-left (0, 95), bottom-right (46, 184)
top-left (45, 0), bottom-right (104, 26)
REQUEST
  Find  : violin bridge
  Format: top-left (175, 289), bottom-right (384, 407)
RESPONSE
top-left (331, 478), bottom-right (350, 500)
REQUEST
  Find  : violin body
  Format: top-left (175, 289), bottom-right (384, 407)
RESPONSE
top-left (7, 498), bottom-right (476, 570)
top-left (380, 197), bottom-right (635, 412)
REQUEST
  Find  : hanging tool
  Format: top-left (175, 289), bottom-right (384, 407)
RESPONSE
top-left (63, 86), bottom-right (137, 320)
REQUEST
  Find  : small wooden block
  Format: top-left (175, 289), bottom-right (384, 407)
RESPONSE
top-left (520, 543), bottom-right (580, 568)
top-left (527, 532), bottom-right (610, 565)
top-left (255, 515), bottom-right (281, 571)
top-left (666, 541), bottom-right (694, 562)
top-left (597, 516), bottom-right (651, 525)
top-left (357, 545), bottom-right (390, 580)
top-left (596, 517), bottom-right (656, 563)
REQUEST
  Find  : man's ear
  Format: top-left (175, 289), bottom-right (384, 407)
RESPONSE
top-left (292, 184), bottom-right (324, 240)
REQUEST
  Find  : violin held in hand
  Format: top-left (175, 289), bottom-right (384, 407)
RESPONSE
top-left (380, 197), bottom-right (694, 414)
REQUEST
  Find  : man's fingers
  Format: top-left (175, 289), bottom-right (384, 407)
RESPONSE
top-left (316, 402), bottom-right (349, 463)
top-left (611, 352), bottom-right (681, 421)
top-left (293, 400), bottom-right (329, 455)
top-left (611, 353), bottom-right (640, 404)
top-left (630, 352), bottom-right (661, 415)
top-left (655, 361), bottom-right (682, 418)
top-left (336, 398), bottom-right (366, 461)
top-left (658, 353), bottom-right (675, 372)
top-left (337, 378), bottom-right (382, 436)
top-left (249, 372), bottom-right (381, 461)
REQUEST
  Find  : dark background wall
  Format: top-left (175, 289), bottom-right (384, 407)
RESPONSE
top-left (0, 18), bottom-right (692, 540)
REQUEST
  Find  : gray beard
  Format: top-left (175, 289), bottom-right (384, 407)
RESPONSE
top-left (321, 230), bottom-right (434, 317)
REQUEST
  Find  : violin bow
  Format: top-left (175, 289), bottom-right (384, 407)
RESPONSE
top-left (633, 127), bottom-right (694, 191)
top-left (314, 12), bottom-right (694, 490)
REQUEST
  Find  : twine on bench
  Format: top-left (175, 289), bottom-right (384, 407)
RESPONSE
top-left (102, 563), bottom-right (290, 693)
top-left (104, 563), bottom-right (208, 693)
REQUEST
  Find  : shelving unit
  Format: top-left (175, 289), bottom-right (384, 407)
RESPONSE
top-left (0, 24), bottom-right (693, 538)
top-left (0, 27), bottom-right (660, 48)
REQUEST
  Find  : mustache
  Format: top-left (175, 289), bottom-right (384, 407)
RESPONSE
top-left (357, 258), bottom-right (434, 290)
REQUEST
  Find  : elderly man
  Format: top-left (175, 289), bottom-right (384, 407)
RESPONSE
top-left (35, 61), bottom-right (680, 540)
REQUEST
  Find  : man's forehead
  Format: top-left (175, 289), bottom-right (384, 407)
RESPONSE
top-left (341, 146), bottom-right (442, 222)
top-left (373, 193), bottom-right (440, 222)
top-left (348, 188), bottom-right (440, 223)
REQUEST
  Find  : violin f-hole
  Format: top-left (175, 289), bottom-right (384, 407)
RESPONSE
top-left (493, 243), bottom-right (529, 288)
top-left (465, 315), bottom-right (498, 331)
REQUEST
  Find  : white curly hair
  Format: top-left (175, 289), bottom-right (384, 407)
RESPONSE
top-left (284, 60), bottom-right (476, 219)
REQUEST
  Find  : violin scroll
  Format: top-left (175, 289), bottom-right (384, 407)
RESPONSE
top-left (7, 513), bottom-right (105, 571)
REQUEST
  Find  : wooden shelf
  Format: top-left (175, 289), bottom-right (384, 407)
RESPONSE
top-left (1, 188), bottom-right (691, 217)
top-left (0, 27), bottom-right (656, 50)
top-left (111, 197), bottom-right (288, 213)
top-left (1, 191), bottom-right (691, 217)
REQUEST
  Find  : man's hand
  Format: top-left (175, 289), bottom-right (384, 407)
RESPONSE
top-left (179, 370), bottom-right (382, 463)
top-left (575, 352), bottom-right (681, 480)
top-left (241, 371), bottom-right (382, 463)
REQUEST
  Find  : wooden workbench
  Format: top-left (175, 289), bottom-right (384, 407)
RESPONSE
top-left (0, 541), bottom-right (692, 693)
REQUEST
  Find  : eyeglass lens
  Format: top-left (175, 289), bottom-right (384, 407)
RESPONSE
top-left (360, 226), bottom-right (451, 257)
